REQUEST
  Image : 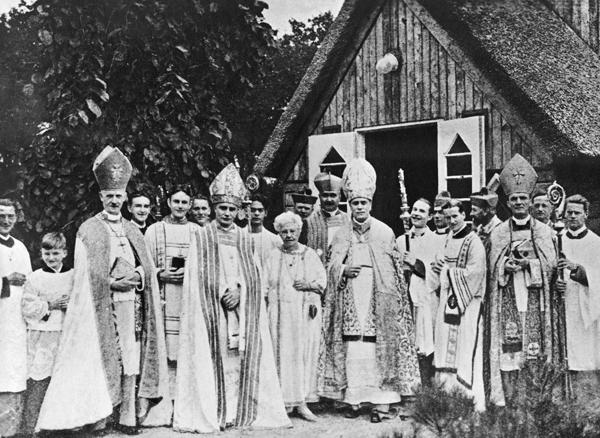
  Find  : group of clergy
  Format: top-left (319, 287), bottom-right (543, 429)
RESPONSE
top-left (1, 146), bottom-right (599, 437)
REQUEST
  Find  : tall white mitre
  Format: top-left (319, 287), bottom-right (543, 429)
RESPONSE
top-left (209, 163), bottom-right (248, 208)
top-left (342, 158), bottom-right (377, 202)
top-left (92, 146), bottom-right (132, 191)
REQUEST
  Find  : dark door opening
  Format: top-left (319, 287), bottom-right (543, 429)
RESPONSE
top-left (365, 124), bottom-right (438, 236)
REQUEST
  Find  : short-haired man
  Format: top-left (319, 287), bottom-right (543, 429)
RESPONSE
top-left (305, 173), bottom-right (349, 262)
top-left (487, 154), bottom-right (558, 407)
top-left (531, 189), bottom-right (554, 226)
top-left (37, 147), bottom-right (169, 434)
top-left (0, 199), bottom-right (32, 438)
top-left (143, 185), bottom-right (199, 425)
top-left (189, 196), bottom-right (211, 226)
top-left (431, 199), bottom-right (486, 410)
top-left (396, 198), bottom-right (444, 385)
top-left (248, 194), bottom-right (280, 270)
top-left (291, 188), bottom-right (317, 245)
top-left (432, 191), bottom-right (452, 235)
top-left (556, 194), bottom-right (600, 398)
top-left (470, 188), bottom-right (502, 252)
top-left (127, 191), bottom-right (152, 234)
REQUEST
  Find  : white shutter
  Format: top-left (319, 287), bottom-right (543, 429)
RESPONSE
top-left (307, 132), bottom-right (359, 194)
top-left (437, 116), bottom-right (485, 199)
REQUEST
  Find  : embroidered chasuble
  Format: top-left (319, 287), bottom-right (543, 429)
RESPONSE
top-left (174, 223), bottom-right (290, 433)
top-left (37, 214), bottom-right (169, 430)
top-left (319, 218), bottom-right (419, 403)
top-left (562, 228), bottom-right (600, 371)
top-left (267, 244), bottom-right (326, 407)
top-left (432, 227), bottom-right (486, 410)
top-left (306, 209), bottom-right (349, 263)
top-left (396, 227), bottom-right (443, 356)
top-left (487, 218), bottom-right (558, 406)
top-left (0, 236), bottom-right (31, 437)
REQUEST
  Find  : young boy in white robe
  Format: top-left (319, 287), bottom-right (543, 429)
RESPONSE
top-left (21, 232), bottom-right (73, 435)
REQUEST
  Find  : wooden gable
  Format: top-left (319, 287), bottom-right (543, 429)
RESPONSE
top-left (287, 0), bottom-right (554, 187)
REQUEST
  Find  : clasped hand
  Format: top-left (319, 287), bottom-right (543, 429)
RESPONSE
top-left (431, 259), bottom-right (445, 275)
top-left (222, 285), bottom-right (240, 310)
top-left (557, 257), bottom-right (578, 271)
top-left (110, 272), bottom-right (142, 292)
top-left (6, 272), bottom-right (26, 286)
top-left (504, 258), bottom-right (529, 273)
top-left (293, 279), bottom-right (311, 291)
top-left (48, 295), bottom-right (69, 310)
top-left (403, 251), bottom-right (416, 268)
top-left (159, 267), bottom-right (184, 284)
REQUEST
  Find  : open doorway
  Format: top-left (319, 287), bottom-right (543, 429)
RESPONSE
top-left (365, 124), bottom-right (438, 236)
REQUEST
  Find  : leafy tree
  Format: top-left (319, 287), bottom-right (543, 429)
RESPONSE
top-left (223, 11), bottom-right (334, 174)
top-left (15, 0), bottom-right (274, 239)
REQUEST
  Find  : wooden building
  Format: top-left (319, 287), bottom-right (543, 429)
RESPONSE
top-left (254, 0), bottom-right (600, 234)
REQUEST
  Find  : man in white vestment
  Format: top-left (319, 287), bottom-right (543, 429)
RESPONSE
top-left (431, 199), bottom-right (486, 411)
top-left (37, 147), bottom-right (169, 434)
top-left (555, 194), bottom-right (600, 398)
top-left (174, 164), bottom-right (290, 433)
top-left (143, 185), bottom-right (199, 425)
top-left (0, 199), bottom-right (32, 437)
top-left (432, 191), bottom-right (451, 236)
top-left (247, 193), bottom-right (280, 271)
top-left (396, 198), bottom-right (443, 386)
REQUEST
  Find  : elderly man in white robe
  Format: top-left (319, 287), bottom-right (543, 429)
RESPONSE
top-left (555, 194), bottom-right (600, 399)
top-left (431, 199), bottom-right (486, 411)
top-left (396, 198), bottom-right (442, 386)
top-left (0, 199), bottom-right (32, 437)
top-left (267, 211), bottom-right (326, 421)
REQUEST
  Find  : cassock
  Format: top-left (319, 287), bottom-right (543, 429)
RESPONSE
top-left (432, 226), bottom-right (486, 410)
top-left (142, 217), bottom-right (199, 425)
top-left (320, 217), bottom-right (420, 404)
top-left (561, 227), bottom-right (600, 393)
top-left (174, 222), bottom-right (290, 432)
top-left (487, 217), bottom-right (558, 406)
top-left (396, 227), bottom-right (442, 358)
top-left (37, 213), bottom-right (169, 430)
top-left (0, 235), bottom-right (32, 437)
top-left (266, 244), bottom-right (326, 407)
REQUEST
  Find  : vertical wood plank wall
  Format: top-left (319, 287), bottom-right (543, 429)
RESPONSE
top-left (546, 0), bottom-right (600, 53)
top-left (287, 0), bottom-right (553, 184)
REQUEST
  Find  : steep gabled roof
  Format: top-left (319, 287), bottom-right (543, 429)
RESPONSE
top-left (255, 0), bottom-right (600, 178)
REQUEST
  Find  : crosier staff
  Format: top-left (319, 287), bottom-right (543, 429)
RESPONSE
top-left (397, 168), bottom-right (411, 251)
top-left (547, 180), bottom-right (572, 398)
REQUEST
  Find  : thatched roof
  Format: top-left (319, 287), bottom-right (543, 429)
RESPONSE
top-left (255, 0), bottom-right (600, 178)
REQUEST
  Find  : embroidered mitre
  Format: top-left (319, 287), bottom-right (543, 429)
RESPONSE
top-left (314, 172), bottom-right (343, 194)
top-left (342, 158), bottom-right (377, 201)
top-left (210, 163), bottom-right (247, 207)
top-left (499, 153), bottom-right (538, 196)
top-left (92, 146), bottom-right (132, 191)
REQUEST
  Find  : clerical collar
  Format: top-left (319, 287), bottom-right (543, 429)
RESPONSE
top-left (42, 264), bottom-right (70, 273)
top-left (352, 217), bottom-right (371, 234)
top-left (164, 215), bottom-right (187, 225)
top-left (102, 211), bottom-right (122, 222)
top-left (410, 226), bottom-right (428, 238)
top-left (566, 226), bottom-right (588, 239)
top-left (435, 227), bottom-right (449, 235)
top-left (323, 209), bottom-right (340, 218)
top-left (131, 220), bottom-right (146, 229)
top-left (0, 234), bottom-right (14, 248)
top-left (511, 216), bottom-right (531, 226)
top-left (451, 224), bottom-right (470, 239)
